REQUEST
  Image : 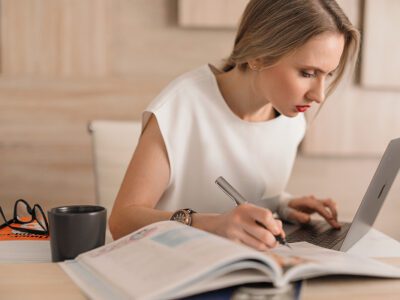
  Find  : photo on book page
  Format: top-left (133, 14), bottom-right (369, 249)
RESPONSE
top-left (0, 220), bottom-right (50, 241)
top-left (266, 251), bottom-right (314, 274)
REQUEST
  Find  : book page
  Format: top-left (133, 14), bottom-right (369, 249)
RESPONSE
top-left (347, 228), bottom-right (400, 257)
top-left (0, 220), bottom-right (51, 263)
top-left (0, 240), bottom-right (51, 263)
top-left (65, 221), bottom-right (280, 300)
top-left (61, 223), bottom-right (400, 299)
top-left (270, 242), bottom-right (400, 287)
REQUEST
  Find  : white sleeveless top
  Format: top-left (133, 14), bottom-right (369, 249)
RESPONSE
top-left (142, 65), bottom-right (306, 214)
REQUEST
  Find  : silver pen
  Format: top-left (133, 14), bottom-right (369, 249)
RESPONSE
top-left (215, 176), bottom-right (292, 249)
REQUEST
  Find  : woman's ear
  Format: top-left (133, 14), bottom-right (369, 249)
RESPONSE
top-left (247, 58), bottom-right (262, 71)
top-left (247, 59), bottom-right (259, 71)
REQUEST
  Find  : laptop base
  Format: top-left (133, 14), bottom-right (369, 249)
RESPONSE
top-left (284, 220), bottom-right (351, 251)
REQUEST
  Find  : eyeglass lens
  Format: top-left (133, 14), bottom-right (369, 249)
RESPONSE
top-left (16, 200), bottom-right (32, 223)
top-left (33, 206), bottom-right (47, 231)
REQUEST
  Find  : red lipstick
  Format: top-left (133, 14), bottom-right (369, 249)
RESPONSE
top-left (296, 105), bottom-right (310, 113)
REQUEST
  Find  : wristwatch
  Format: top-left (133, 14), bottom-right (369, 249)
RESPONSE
top-left (170, 208), bottom-right (197, 226)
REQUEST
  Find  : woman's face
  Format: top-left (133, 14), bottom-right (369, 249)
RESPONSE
top-left (250, 32), bottom-right (345, 117)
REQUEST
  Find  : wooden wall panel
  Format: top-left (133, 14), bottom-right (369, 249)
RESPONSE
top-left (302, 0), bottom-right (400, 156)
top-left (1, 0), bottom-right (399, 214)
top-left (109, 0), bottom-right (235, 77)
top-left (0, 0), bottom-right (238, 211)
top-left (361, 0), bottom-right (400, 89)
top-left (0, 77), bottom-right (163, 213)
top-left (302, 85), bottom-right (400, 156)
top-left (178, 0), bottom-right (248, 28)
top-left (0, 0), bottom-right (108, 77)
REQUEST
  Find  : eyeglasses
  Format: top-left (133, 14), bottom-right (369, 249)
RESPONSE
top-left (0, 199), bottom-right (49, 236)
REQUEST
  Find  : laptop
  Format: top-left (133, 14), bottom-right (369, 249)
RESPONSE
top-left (285, 137), bottom-right (400, 251)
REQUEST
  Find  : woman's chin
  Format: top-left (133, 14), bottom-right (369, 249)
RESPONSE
top-left (281, 110), bottom-right (299, 118)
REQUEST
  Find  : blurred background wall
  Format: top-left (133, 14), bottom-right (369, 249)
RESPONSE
top-left (0, 0), bottom-right (399, 238)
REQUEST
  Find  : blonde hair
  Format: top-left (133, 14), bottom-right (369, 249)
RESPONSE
top-left (223, 0), bottom-right (361, 97)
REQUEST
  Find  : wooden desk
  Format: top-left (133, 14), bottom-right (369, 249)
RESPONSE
top-left (302, 258), bottom-right (400, 299)
top-left (0, 263), bottom-right (86, 300)
top-left (1, 258), bottom-right (400, 299)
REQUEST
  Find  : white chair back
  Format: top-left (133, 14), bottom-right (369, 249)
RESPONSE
top-left (88, 120), bottom-right (142, 242)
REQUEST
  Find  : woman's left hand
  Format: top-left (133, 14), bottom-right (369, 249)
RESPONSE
top-left (287, 195), bottom-right (341, 229)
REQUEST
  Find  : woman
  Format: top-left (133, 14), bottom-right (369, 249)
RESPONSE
top-left (109, 0), bottom-right (360, 250)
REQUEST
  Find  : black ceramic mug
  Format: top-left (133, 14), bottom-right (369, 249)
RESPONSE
top-left (48, 205), bottom-right (106, 262)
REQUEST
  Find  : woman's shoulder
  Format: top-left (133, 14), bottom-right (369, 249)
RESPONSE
top-left (165, 65), bottom-right (214, 95)
top-left (146, 64), bottom-right (215, 111)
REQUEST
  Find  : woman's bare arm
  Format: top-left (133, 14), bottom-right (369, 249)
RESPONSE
top-left (108, 114), bottom-right (172, 239)
top-left (108, 114), bottom-right (284, 250)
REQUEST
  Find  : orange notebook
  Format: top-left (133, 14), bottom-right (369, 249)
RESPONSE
top-left (0, 220), bottom-right (50, 241)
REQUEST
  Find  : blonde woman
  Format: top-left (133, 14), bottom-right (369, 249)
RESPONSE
top-left (109, 0), bottom-right (360, 250)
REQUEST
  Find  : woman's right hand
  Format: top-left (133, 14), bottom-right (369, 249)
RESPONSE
top-left (209, 203), bottom-right (285, 251)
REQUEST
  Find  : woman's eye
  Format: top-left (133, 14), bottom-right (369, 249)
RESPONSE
top-left (301, 71), bottom-right (315, 78)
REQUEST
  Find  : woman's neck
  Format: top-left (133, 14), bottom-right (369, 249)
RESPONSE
top-left (214, 67), bottom-right (276, 122)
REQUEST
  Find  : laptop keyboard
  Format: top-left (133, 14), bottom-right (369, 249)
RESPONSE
top-left (286, 221), bottom-right (351, 249)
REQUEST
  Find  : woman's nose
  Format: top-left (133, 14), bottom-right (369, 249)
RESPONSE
top-left (306, 80), bottom-right (325, 104)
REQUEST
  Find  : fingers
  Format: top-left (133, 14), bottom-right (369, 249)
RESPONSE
top-left (309, 197), bottom-right (340, 228)
top-left (275, 219), bottom-right (285, 238)
top-left (245, 204), bottom-right (282, 237)
top-left (287, 209), bottom-right (311, 224)
top-left (321, 198), bottom-right (340, 228)
top-left (241, 223), bottom-right (278, 250)
top-left (289, 196), bottom-right (340, 229)
top-left (226, 218), bottom-right (278, 250)
top-left (225, 204), bottom-right (284, 250)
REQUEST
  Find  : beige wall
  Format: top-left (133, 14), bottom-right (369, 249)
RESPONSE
top-left (303, 0), bottom-right (400, 156)
top-left (1, 0), bottom-right (399, 218)
top-left (0, 0), bottom-right (235, 213)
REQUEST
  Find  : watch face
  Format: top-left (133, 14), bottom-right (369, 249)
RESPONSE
top-left (171, 210), bottom-right (191, 225)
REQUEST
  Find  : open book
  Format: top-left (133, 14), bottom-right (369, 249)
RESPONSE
top-left (61, 221), bottom-right (400, 300)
